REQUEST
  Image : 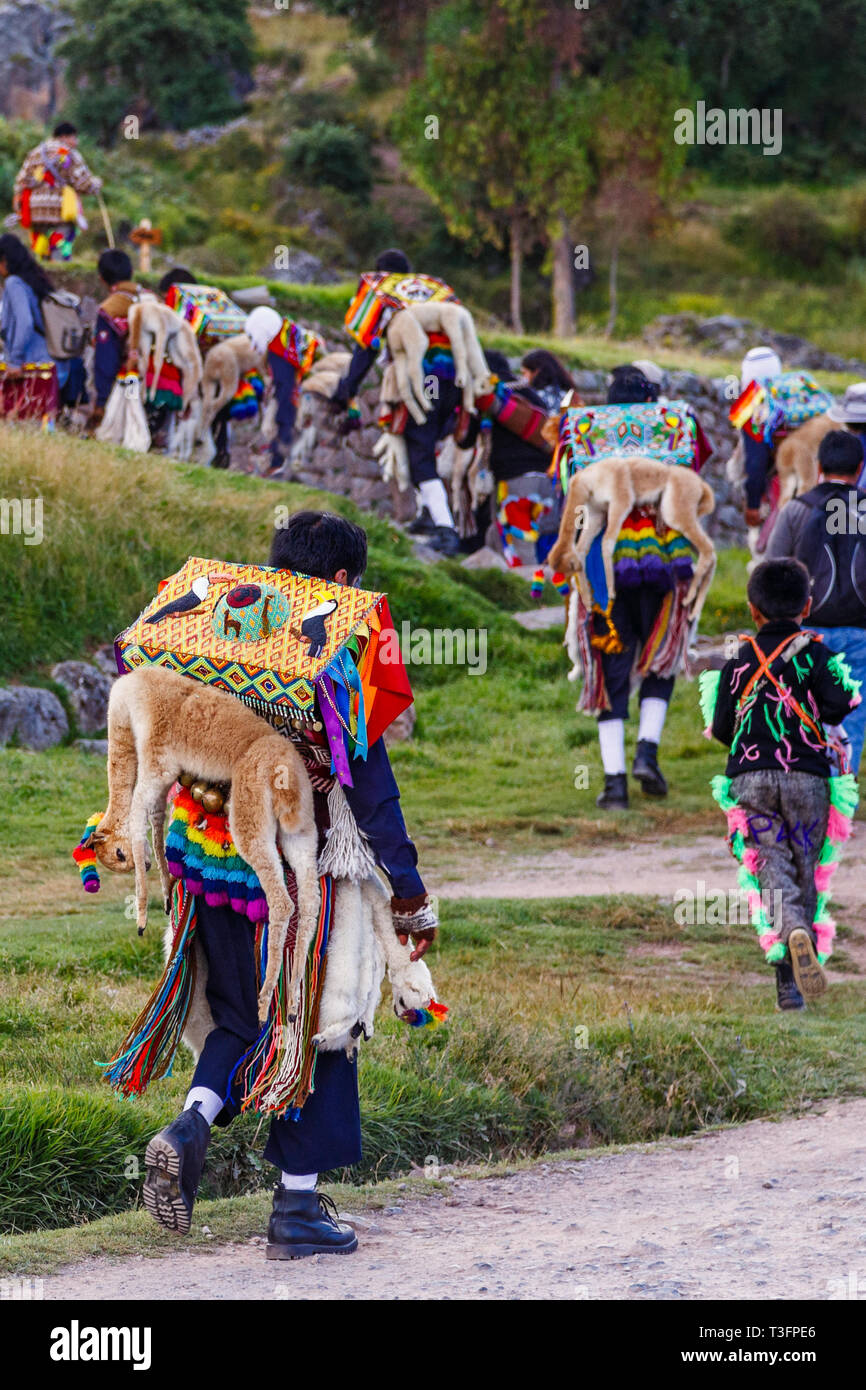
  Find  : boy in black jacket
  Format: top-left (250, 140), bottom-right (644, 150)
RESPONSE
top-left (705, 559), bottom-right (861, 1011)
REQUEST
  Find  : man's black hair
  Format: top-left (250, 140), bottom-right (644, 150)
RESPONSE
top-left (270, 510), bottom-right (368, 582)
top-left (97, 248), bottom-right (133, 286)
top-left (157, 266), bottom-right (197, 296)
top-left (52, 121), bottom-right (77, 137)
top-left (819, 428), bottom-right (863, 478)
top-left (484, 348), bottom-right (515, 382)
top-left (747, 558), bottom-right (811, 621)
top-left (374, 248), bottom-right (411, 273)
top-left (522, 348), bottom-right (576, 393)
top-left (607, 364), bottom-right (659, 404)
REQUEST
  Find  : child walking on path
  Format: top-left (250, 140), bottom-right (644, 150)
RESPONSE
top-left (701, 559), bottom-right (861, 1011)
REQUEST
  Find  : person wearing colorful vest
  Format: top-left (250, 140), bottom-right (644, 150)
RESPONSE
top-left (593, 366), bottom-right (710, 809)
top-left (767, 429), bottom-right (866, 772)
top-left (736, 346), bottom-right (784, 526)
top-left (87, 249), bottom-right (140, 430)
top-left (12, 122), bottom-right (102, 261)
top-left (459, 349), bottom-right (560, 579)
top-left (702, 558), bottom-right (860, 1012)
top-left (331, 248), bottom-right (461, 556)
top-left (140, 511), bottom-right (438, 1258)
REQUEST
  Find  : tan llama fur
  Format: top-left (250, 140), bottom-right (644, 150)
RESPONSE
top-left (725, 411), bottom-right (836, 560)
top-left (549, 455), bottom-right (717, 623)
top-left (127, 295), bottom-right (203, 412)
top-left (89, 667), bottom-right (320, 1024)
top-left (384, 301), bottom-right (490, 422)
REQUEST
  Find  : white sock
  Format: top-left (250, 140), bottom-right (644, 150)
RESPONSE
top-left (183, 1086), bottom-right (224, 1126)
top-left (638, 697), bottom-right (669, 745)
top-left (418, 478), bottom-right (454, 528)
top-left (598, 718), bottom-right (626, 775)
top-left (281, 1171), bottom-right (318, 1191)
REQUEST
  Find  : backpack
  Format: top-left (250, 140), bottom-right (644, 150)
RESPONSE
top-left (797, 485), bottom-right (866, 626)
top-left (41, 289), bottom-right (88, 359)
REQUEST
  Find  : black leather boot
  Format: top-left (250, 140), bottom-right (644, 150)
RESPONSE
top-left (632, 739), bottom-right (668, 797)
top-left (596, 772), bottom-right (629, 809)
top-left (142, 1101), bottom-right (211, 1235)
top-left (775, 958), bottom-right (805, 1012)
top-left (427, 525), bottom-right (461, 557)
top-left (266, 1186), bottom-right (358, 1260)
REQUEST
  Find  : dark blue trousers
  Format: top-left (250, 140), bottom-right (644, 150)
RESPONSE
top-left (190, 899), bottom-right (362, 1175)
top-left (266, 351), bottom-right (298, 465)
top-left (597, 586), bottom-right (676, 722)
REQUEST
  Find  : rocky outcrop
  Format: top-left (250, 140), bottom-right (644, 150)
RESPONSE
top-left (0, 1), bottom-right (70, 122)
top-left (0, 685), bottom-right (68, 749)
top-left (644, 312), bottom-right (866, 377)
top-left (50, 660), bottom-right (113, 734)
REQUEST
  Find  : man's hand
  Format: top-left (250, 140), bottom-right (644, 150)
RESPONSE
top-left (391, 894), bottom-right (438, 961)
top-left (744, 506), bottom-right (762, 528)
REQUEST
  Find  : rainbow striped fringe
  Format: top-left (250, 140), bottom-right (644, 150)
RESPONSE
top-left (230, 875), bottom-right (335, 1118)
top-left (100, 879), bottom-right (199, 1096)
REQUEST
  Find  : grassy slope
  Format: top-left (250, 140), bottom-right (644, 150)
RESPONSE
top-left (1, 427), bottom-right (865, 1253)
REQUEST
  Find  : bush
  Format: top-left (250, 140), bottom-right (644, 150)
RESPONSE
top-left (282, 121), bottom-right (374, 199)
top-left (725, 191), bottom-right (836, 273)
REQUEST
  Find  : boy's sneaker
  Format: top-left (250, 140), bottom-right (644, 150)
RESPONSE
top-left (142, 1102), bottom-right (210, 1235)
top-left (775, 958), bottom-right (805, 1012)
top-left (266, 1187), bottom-right (358, 1260)
top-left (788, 928), bottom-right (827, 1001)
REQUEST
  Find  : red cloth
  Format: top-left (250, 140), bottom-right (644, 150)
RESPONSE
top-left (365, 598), bottom-right (414, 746)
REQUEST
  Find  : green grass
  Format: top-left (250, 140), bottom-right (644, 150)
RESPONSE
top-left (2, 426), bottom-right (863, 1251)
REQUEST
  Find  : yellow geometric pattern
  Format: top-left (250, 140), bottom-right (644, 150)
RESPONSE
top-left (117, 557), bottom-right (385, 711)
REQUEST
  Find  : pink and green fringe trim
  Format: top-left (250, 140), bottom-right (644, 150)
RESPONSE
top-left (711, 772), bottom-right (858, 964)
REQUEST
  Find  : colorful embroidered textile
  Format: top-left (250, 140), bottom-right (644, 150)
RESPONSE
top-left (116, 557), bottom-right (414, 770)
top-left (475, 378), bottom-right (553, 455)
top-left (268, 319), bottom-right (320, 377)
top-left (555, 401), bottom-right (702, 487)
top-left (614, 506), bottom-right (695, 588)
top-left (144, 357), bottom-right (183, 412)
top-left (495, 474), bottom-right (559, 568)
top-left (165, 283), bottom-right (246, 347)
top-left (344, 271), bottom-right (458, 350)
top-left (729, 372), bottom-right (833, 445)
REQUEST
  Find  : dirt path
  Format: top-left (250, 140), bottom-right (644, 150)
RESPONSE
top-left (43, 1098), bottom-right (866, 1300)
top-left (428, 824), bottom-right (866, 904)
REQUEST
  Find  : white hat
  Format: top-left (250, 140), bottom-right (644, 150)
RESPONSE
top-left (244, 306), bottom-right (283, 354)
top-left (741, 346), bottom-right (782, 391)
top-left (827, 382), bottom-right (866, 424)
top-left (631, 358), bottom-right (665, 386)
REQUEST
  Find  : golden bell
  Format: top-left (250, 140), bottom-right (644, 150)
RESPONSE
top-left (191, 780), bottom-right (208, 803)
top-left (179, 772), bottom-right (196, 788)
top-left (201, 787), bottom-right (225, 814)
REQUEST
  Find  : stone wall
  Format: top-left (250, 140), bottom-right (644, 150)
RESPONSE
top-left (291, 357), bottom-right (745, 542)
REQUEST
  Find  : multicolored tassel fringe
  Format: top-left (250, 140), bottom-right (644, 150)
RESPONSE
top-left (231, 874), bottom-right (334, 1118)
top-left (100, 879), bottom-right (199, 1096)
top-left (72, 812), bottom-right (103, 893)
top-left (404, 999), bottom-right (449, 1029)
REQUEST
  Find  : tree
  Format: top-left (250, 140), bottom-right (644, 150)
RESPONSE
top-left (579, 53), bottom-right (689, 337)
top-left (397, 0), bottom-right (587, 333)
top-left (58, 0), bottom-right (254, 144)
